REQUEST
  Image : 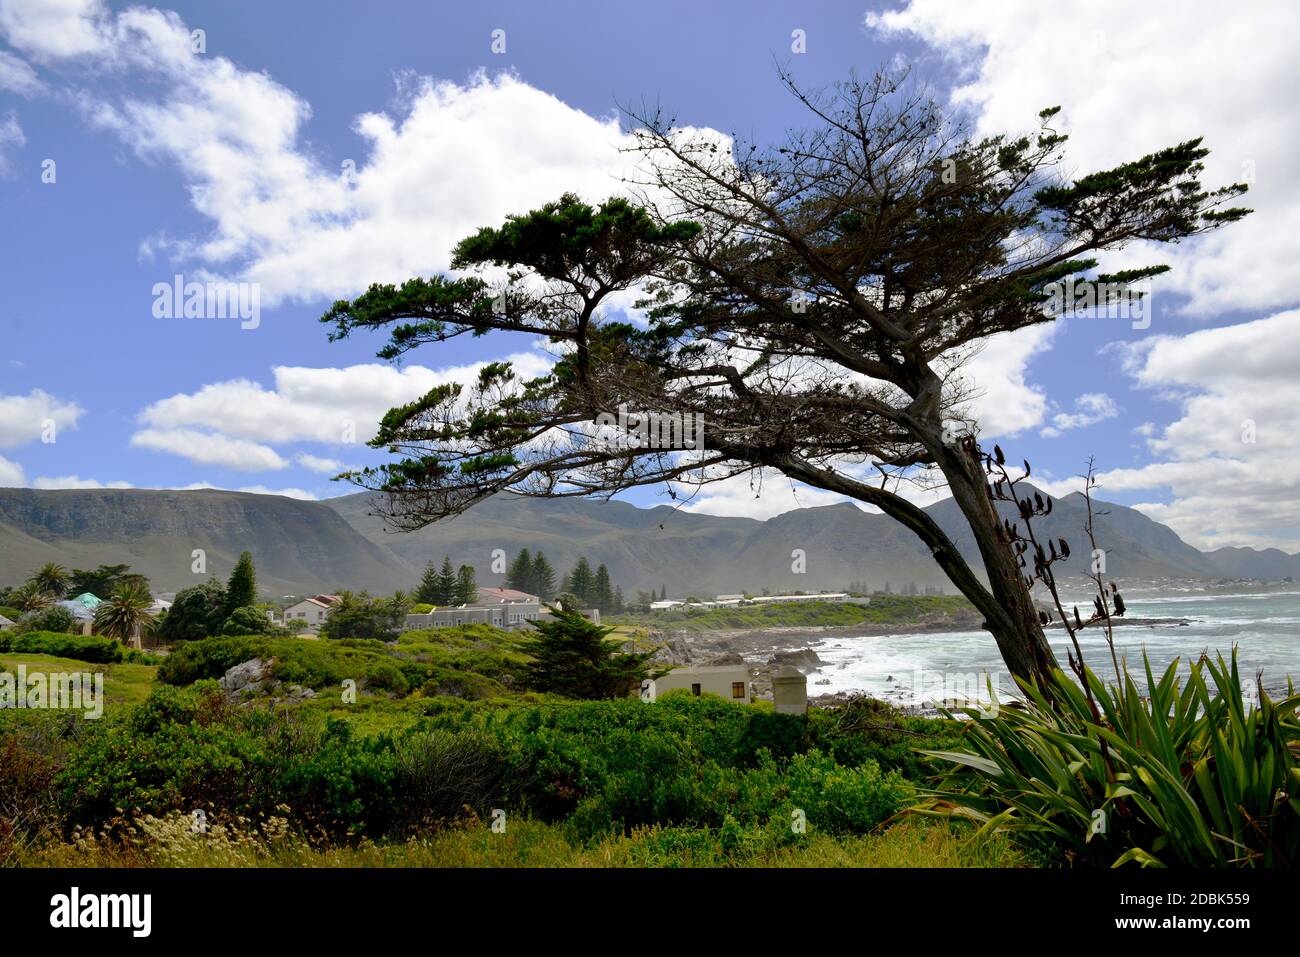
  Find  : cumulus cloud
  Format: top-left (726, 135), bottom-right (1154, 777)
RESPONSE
top-left (676, 469), bottom-right (857, 520)
top-left (0, 454), bottom-right (24, 486)
top-left (295, 453), bottom-right (345, 475)
top-left (137, 351), bottom-right (552, 444)
top-left (31, 475), bottom-right (133, 489)
top-left (130, 350), bottom-right (554, 471)
top-left (0, 0), bottom-right (111, 60)
top-left (0, 111), bottom-right (24, 173)
top-left (1041, 392), bottom-right (1119, 438)
top-left (228, 484), bottom-right (316, 501)
top-left (0, 1), bottom-right (649, 305)
top-left (1067, 309), bottom-right (1300, 549)
top-left (951, 325), bottom-right (1058, 437)
top-left (0, 50), bottom-right (41, 94)
top-left (868, 0), bottom-right (1300, 317)
top-left (130, 428), bottom-right (288, 472)
top-left (0, 389), bottom-right (82, 447)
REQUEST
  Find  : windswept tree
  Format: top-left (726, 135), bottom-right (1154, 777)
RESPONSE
top-left (322, 70), bottom-right (1249, 686)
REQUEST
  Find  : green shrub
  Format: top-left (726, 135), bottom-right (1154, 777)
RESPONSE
top-left (221, 606), bottom-right (277, 636)
top-left (914, 651), bottom-right (1300, 867)
top-left (365, 662), bottom-right (409, 696)
top-left (13, 606), bottom-right (79, 635)
top-left (0, 630), bottom-right (125, 663)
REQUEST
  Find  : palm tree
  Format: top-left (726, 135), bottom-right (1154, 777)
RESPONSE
top-left (29, 562), bottom-right (70, 597)
top-left (9, 581), bottom-right (55, 613)
top-left (93, 581), bottom-right (156, 646)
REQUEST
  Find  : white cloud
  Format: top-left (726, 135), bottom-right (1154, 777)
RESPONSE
top-left (948, 324), bottom-right (1058, 437)
top-left (676, 469), bottom-right (857, 520)
top-left (0, 0), bottom-right (110, 61)
top-left (130, 351), bottom-right (554, 474)
top-left (0, 111), bottom-right (25, 173)
top-left (868, 0), bottom-right (1300, 317)
top-left (0, 50), bottom-right (41, 95)
top-left (1070, 309), bottom-right (1300, 549)
top-left (136, 351), bottom-right (553, 447)
top-left (1041, 392), bottom-right (1119, 438)
top-left (31, 475), bottom-right (132, 489)
top-left (130, 428), bottom-right (287, 472)
top-left (0, 389), bottom-right (81, 447)
top-left (0, 1), bottom-right (653, 305)
top-left (0, 454), bottom-right (24, 486)
top-left (229, 484), bottom-right (316, 501)
top-left (295, 453), bottom-right (345, 475)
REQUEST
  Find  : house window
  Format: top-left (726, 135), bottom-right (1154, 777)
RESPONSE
top-left (731, 682), bottom-right (745, 699)
top-left (691, 683), bottom-right (701, 696)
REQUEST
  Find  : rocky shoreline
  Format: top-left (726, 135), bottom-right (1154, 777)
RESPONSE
top-left (647, 616), bottom-right (1197, 708)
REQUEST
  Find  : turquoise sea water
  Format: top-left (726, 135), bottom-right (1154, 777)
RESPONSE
top-left (804, 590), bottom-right (1300, 707)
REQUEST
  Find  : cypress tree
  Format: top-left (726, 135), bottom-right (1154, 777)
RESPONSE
top-left (593, 563), bottom-right (614, 612)
top-left (565, 557), bottom-right (595, 607)
top-left (224, 551), bottom-right (257, 617)
top-left (518, 607), bottom-right (663, 699)
top-left (505, 548), bottom-right (533, 594)
top-left (415, 561), bottom-right (441, 604)
top-left (436, 556), bottom-right (458, 604)
top-left (454, 564), bottom-right (478, 605)
top-left (531, 551), bottom-right (557, 601)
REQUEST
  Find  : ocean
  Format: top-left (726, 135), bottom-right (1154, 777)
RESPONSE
top-left (804, 589), bottom-right (1300, 709)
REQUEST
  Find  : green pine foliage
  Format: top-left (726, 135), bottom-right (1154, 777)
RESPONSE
top-left (223, 552), bottom-right (257, 618)
top-left (414, 561), bottom-right (441, 605)
top-left (505, 548), bottom-right (534, 595)
top-left (454, 565), bottom-right (478, 605)
top-left (435, 557), bottom-right (457, 605)
top-left (531, 551), bottom-right (557, 601)
top-left (518, 607), bottom-right (663, 699)
top-left (563, 557), bottom-right (594, 607)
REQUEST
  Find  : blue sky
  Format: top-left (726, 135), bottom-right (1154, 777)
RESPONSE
top-left (1, 0), bottom-right (1297, 551)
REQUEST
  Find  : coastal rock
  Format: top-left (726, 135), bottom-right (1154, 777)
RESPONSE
top-left (768, 648), bottom-right (823, 673)
top-left (707, 652), bottom-right (746, 666)
top-left (651, 635), bottom-right (692, 665)
top-left (220, 657), bottom-right (272, 695)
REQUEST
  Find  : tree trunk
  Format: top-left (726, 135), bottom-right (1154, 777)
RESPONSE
top-left (930, 436), bottom-right (1059, 687)
top-left (773, 448), bottom-right (1058, 688)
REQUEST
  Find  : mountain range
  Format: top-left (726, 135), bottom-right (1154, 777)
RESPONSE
top-left (0, 485), bottom-right (1293, 598)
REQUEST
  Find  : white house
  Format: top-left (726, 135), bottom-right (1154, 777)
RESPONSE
top-left (643, 664), bottom-right (751, 704)
top-left (282, 595), bottom-right (341, 631)
top-left (404, 587), bottom-right (542, 632)
top-left (749, 592), bottom-right (849, 605)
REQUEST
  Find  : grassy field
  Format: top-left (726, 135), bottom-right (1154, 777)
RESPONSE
top-left (0, 624), bottom-right (1015, 869)
top-left (611, 594), bottom-right (978, 633)
top-left (20, 815), bottom-right (1026, 868)
top-left (0, 653), bottom-right (158, 710)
